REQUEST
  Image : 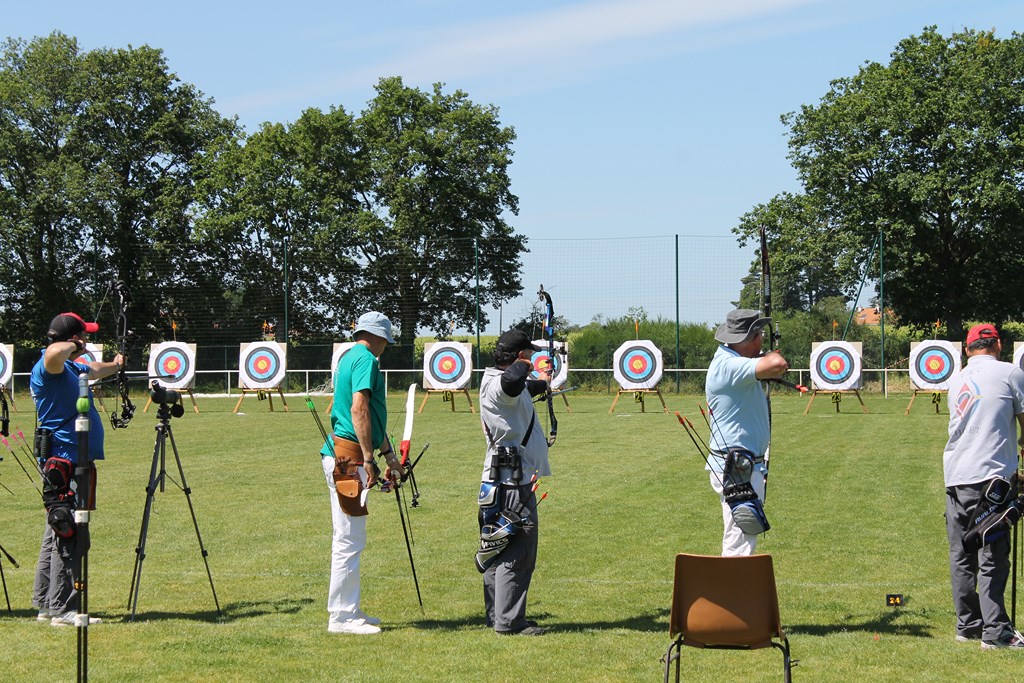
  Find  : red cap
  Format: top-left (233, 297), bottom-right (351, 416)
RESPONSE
top-left (47, 312), bottom-right (99, 341)
top-left (966, 323), bottom-right (999, 346)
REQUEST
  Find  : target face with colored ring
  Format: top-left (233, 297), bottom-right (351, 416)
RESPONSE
top-left (422, 342), bottom-right (472, 390)
top-left (148, 342), bottom-right (197, 389)
top-left (239, 342), bottom-right (287, 389)
top-left (809, 341), bottom-right (862, 391)
top-left (530, 340), bottom-right (568, 388)
top-left (909, 341), bottom-right (961, 390)
top-left (612, 340), bottom-right (663, 390)
top-left (0, 344), bottom-right (12, 386)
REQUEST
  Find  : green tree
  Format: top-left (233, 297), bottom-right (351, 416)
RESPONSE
top-left (354, 77), bottom-right (525, 359)
top-left (0, 32), bottom-right (239, 345)
top-left (0, 33), bottom-right (91, 340)
top-left (194, 106), bottom-right (364, 341)
top-left (736, 27), bottom-right (1024, 340)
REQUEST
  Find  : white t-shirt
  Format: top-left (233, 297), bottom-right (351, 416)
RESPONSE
top-left (943, 354), bottom-right (1024, 487)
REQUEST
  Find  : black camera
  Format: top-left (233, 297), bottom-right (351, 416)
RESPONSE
top-left (150, 380), bottom-right (185, 417)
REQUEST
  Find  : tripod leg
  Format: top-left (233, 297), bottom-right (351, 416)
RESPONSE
top-left (1014, 521), bottom-right (1019, 627)
top-left (166, 425), bottom-right (221, 616)
top-left (128, 425), bottom-right (165, 619)
top-left (1, 553), bottom-right (10, 612)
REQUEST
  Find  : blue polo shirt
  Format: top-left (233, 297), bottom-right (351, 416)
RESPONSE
top-left (704, 345), bottom-right (770, 472)
top-left (30, 351), bottom-right (105, 463)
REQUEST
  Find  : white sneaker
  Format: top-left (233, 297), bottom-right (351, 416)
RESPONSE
top-left (36, 611), bottom-right (49, 622)
top-left (356, 609), bottom-right (381, 626)
top-left (328, 619), bottom-right (380, 635)
top-left (51, 613), bottom-right (103, 627)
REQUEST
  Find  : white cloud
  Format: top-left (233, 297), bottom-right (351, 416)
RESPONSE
top-left (224, 0), bottom-right (819, 120)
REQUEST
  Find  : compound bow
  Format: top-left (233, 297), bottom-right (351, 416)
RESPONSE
top-left (105, 280), bottom-right (136, 429)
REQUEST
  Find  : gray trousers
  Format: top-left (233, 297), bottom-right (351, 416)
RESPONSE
top-left (946, 484), bottom-right (1012, 641)
top-left (32, 519), bottom-right (79, 617)
top-left (482, 484), bottom-right (538, 633)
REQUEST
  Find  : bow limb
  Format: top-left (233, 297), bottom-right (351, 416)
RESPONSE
top-left (537, 285), bottom-right (558, 447)
top-left (759, 225), bottom-right (774, 500)
top-left (107, 280), bottom-right (136, 429)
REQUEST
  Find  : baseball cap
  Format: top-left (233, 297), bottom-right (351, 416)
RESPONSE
top-left (47, 312), bottom-right (99, 342)
top-left (353, 311), bottom-right (395, 344)
top-left (495, 329), bottom-right (543, 355)
top-left (966, 323), bottom-right (999, 346)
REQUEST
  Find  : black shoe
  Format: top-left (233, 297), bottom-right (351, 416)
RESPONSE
top-left (497, 624), bottom-right (545, 636)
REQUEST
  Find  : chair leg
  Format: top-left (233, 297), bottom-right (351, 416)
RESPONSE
top-left (773, 637), bottom-right (794, 683)
top-left (662, 639), bottom-right (682, 683)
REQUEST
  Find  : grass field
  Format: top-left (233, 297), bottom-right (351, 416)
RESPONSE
top-left (0, 390), bottom-right (1019, 682)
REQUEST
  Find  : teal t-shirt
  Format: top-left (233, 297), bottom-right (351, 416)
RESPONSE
top-left (320, 343), bottom-right (387, 457)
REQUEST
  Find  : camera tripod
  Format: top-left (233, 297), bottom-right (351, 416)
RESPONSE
top-left (127, 401), bottom-right (220, 620)
top-left (0, 542), bottom-right (17, 612)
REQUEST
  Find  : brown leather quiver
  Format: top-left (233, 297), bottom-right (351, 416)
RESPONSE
top-left (332, 435), bottom-right (368, 517)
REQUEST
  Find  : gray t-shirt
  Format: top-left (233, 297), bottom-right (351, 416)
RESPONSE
top-left (479, 366), bottom-right (552, 483)
top-left (943, 354), bottom-right (1024, 487)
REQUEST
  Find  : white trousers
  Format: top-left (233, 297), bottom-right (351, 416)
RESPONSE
top-left (322, 455), bottom-right (367, 624)
top-left (709, 468), bottom-right (766, 557)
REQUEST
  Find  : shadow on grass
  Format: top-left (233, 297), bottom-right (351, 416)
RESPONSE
top-left (787, 609), bottom-right (933, 638)
top-left (409, 608), bottom-right (670, 634)
top-left (118, 597), bottom-right (313, 623)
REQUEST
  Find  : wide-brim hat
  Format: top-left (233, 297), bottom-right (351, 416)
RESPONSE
top-left (714, 309), bottom-right (772, 344)
top-left (354, 311), bottom-right (395, 344)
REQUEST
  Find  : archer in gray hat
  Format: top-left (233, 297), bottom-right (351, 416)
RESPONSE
top-left (713, 309), bottom-right (772, 344)
top-left (703, 307), bottom-right (790, 557)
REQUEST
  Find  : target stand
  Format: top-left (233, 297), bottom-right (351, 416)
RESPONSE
top-left (903, 341), bottom-right (961, 416)
top-left (234, 342), bottom-right (290, 413)
top-left (0, 383), bottom-right (15, 412)
top-left (420, 342), bottom-right (474, 413)
top-left (233, 388), bottom-right (289, 413)
top-left (803, 389), bottom-right (868, 414)
top-left (609, 387), bottom-right (668, 414)
top-left (417, 388), bottom-right (475, 414)
top-left (904, 390), bottom-right (947, 415)
top-left (144, 390), bottom-right (200, 414)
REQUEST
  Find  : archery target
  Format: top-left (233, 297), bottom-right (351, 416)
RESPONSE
top-left (330, 343), bottom-right (357, 387)
top-left (1015, 343), bottom-right (1024, 373)
top-left (810, 341), bottom-right (862, 391)
top-left (612, 340), bottom-right (663, 390)
top-left (0, 344), bottom-right (12, 386)
top-left (423, 342), bottom-right (472, 390)
top-left (530, 340), bottom-right (568, 389)
top-left (148, 342), bottom-right (197, 390)
top-left (239, 342), bottom-right (287, 390)
top-left (909, 341), bottom-right (961, 391)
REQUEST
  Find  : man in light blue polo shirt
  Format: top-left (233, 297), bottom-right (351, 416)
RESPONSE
top-left (705, 309), bottom-right (791, 556)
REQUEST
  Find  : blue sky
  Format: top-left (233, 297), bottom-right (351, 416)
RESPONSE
top-left (9, 0), bottom-right (1022, 242)
top-left (6, 1), bottom-right (1024, 330)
